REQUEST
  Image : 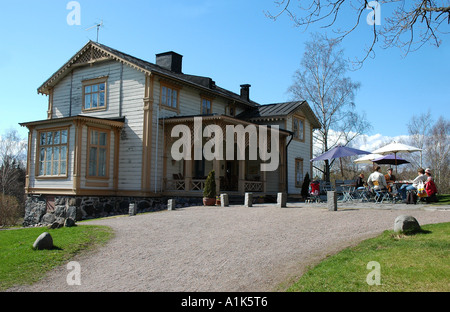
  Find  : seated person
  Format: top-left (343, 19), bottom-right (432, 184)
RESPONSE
top-left (384, 168), bottom-right (397, 192)
top-left (355, 173), bottom-right (366, 190)
top-left (398, 168), bottom-right (428, 200)
top-left (424, 168), bottom-right (438, 201)
top-left (367, 166), bottom-right (388, 201)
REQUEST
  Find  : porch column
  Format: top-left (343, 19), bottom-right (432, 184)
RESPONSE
top-left (213, 158), bottom-right (220, 195)
top-left (185, 159), bottom-right (193, 191)
top-left (238, 159), bottom-right (245, 194)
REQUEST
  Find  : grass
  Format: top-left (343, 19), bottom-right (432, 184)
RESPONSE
top-left (287, 222), bottom-right (450, 292)
top-left (433, 194), bottom-right (450, 205)
top-left (0, 225), bottom-right (114, 291)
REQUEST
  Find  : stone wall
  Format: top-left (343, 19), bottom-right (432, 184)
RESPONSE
top-left (23, 195), bottom-right (202, 227)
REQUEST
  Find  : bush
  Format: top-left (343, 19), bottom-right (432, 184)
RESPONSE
top-left (0, 195), bottom-right (22, 227)
top-left (203, 170), bottom-right (216, 198)
top-left (301, 172), bottom-right (311, 198)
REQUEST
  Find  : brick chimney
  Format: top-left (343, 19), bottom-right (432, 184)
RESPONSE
top-left (155, 51), bottom-right (183, 74)
top-left (240, 84), bottom-right (251, 102)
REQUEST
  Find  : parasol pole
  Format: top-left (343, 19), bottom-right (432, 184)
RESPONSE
top-left (395, 152), bottom-right (398, 175)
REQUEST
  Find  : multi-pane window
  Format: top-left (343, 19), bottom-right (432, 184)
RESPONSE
top-left (295, 158), bottom-right (304, 188)
top-left (83, 79), bottom-right (106, 111)
top-left (201, 98), bottom-right (212, 114)
top-left (161, 85), bottom-right (178, 109)
top-left (38, 128), bottom-right (68, 177)
top-left (293, 116), bottom-right (305, 141)
top-left (88, 128), bottom-right (109, 178)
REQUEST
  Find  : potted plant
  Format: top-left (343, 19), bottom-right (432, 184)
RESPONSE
top-left (203, 170), bottom-right (216, 206)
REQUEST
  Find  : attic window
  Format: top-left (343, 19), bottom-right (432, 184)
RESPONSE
top-left (82, 77), bottom-right (107, 111)
top-left (293, 116), bottom-right (305, 142)
top-left (201, 98), bottom-right (212, 114)
top-left (160, 82), bottom-right (180, 111)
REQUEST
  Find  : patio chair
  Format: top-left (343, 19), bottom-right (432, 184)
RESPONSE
top-left (372, 181), bottom-right (390, 203)
top-left (355, 186), bottom-right (371, 202)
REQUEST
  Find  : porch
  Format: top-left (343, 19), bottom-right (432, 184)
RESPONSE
top-left (160, 115), bottom-right (289, 196)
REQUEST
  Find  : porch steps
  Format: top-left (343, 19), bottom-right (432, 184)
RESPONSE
top-left (227, 194), bottom-right (278, 205)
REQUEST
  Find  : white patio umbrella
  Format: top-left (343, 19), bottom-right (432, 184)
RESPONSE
top-left (353, 153), bottom-right (384, 164)
top-left (372, 141), bottom-right (422, 174)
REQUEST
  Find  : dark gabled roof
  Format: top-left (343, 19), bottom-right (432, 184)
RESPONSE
top-left (237, 101), bottom-right (305, 119)
top-left (237, 101), bottom-right (321, 129)
top-left (38, 41), bottom-right (258, 108)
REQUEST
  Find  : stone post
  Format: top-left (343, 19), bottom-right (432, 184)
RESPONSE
top-left (327, 191), bottom-right (337, 211)
top-left (168, 199), bottom-right (175, 211)
top-left (277, 192), bottom-right (287, 208)
top-left (129, 203), bottom-right (136, 216)
top-left (245, 193), bottom-right (253, 207)
top-left (220, 194), bottom-right (229, 207)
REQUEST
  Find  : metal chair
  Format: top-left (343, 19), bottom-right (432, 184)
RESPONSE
top-left (372, 181), bottom-right (390, 203)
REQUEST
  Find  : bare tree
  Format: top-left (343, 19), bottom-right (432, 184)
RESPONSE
top-left (0, 129), bottom-right (27, 226)
top-left (426, 116), bottom-right (449, 192)
top-left (406, 113), bottom-right (449, 193)
top-left (289, 33), bottom-right (370, 181)
top-left (406, 110), bottom-right (433, 168)
top-left (0, 129), bottom-right (27, 197)
top-left (266, 0), bottom-right (450, 65)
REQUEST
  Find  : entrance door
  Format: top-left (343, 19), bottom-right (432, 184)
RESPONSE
top-left (225, 161), bottom-right (238, 191)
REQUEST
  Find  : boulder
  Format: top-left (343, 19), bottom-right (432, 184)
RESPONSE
top-left (394, 215), bottom-right (421, 234)
top-left (33, 232), bottom-right (53, 250)
top-left (64, 217), bottom-right (76, 227)
top-left (48, 221), bottom-right (62, 229)
top-left (41, 213), bottom-right (56, 225)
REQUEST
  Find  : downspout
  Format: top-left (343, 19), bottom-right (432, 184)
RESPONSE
top-left (119, 63), bottom-right (124, 117)
top-left (154, 105), bottom-right (160, 193)
top-left (285, 134), bottom-right (293, 196)
top-left (69, 71), bottom-right (73, 116)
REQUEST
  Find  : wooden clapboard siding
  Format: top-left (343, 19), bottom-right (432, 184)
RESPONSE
top-left (117, 65), bottom-right (146, 191)
top-left (286, 112), bottom-right (312, 194)
top-left (52, 61), bottom-right (123, 118)
top-left (50, 59), bottom-right (146, 192)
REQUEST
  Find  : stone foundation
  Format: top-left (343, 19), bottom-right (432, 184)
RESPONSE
top-left (23, 195), bottom-right (203, 227)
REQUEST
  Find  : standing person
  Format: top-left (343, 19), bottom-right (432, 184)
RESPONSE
top-left (398, 168), bottom-right (427, 200)
top-left (367, 166), bottom-right (388, 201)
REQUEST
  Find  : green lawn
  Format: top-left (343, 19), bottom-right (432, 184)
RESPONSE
top-left (433, 194), bottom-right (450, 205)
top-left (0, 225), bottom-right (113, 291)
top-left (287, 222), bottom-right (450, 292)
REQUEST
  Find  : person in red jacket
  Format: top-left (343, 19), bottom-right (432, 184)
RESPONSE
top-left (424, 168), bottom-right (438, 197)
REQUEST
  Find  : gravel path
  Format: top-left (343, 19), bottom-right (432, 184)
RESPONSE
top-left (8, 203), bottom-right (450, 292)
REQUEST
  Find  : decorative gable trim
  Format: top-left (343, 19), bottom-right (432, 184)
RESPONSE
top-left (38, 41), bottom-right (152, 95)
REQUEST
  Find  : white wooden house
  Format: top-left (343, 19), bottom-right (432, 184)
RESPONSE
top-left (20, 41), bottom-right (320, 219)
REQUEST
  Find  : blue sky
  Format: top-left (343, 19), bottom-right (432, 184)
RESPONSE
top-left (1, 0), bottom-right (449, 149)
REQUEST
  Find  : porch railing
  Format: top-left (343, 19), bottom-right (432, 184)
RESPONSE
top-left (164, 178), bottom-right (186, 191)
top-left (244, 181), bottom-right (263, 192)
top-left (191, 179), bottom-right (206, 191)
top-left (164, 178), bottom-right (263, 193)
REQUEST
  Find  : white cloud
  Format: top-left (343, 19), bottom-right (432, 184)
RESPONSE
top-left (313, 129), bottom-right (412, 157)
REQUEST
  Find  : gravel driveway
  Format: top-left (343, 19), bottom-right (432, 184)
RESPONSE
top-left (9, 203), bottom-right (450, 292)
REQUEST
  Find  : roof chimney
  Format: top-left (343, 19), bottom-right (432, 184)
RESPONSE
top-left (240, 84), bottom-right (251, 102)
top-left (155, 51), bottom-right (183, 73)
